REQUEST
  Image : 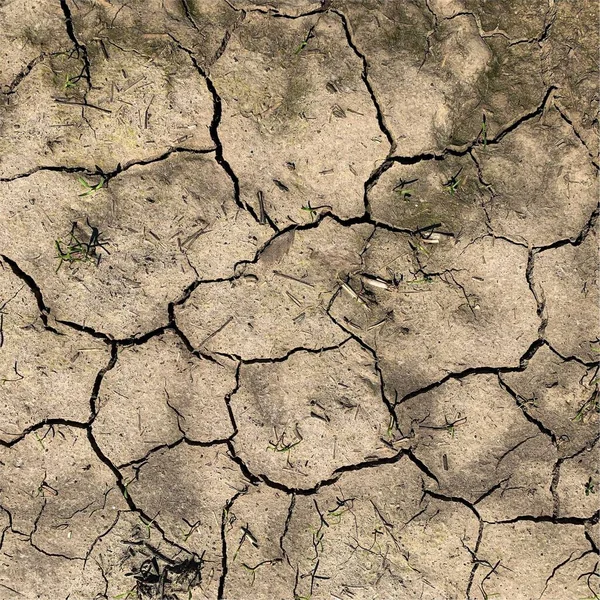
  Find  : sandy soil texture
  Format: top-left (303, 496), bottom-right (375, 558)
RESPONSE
top-left (0, 1), bottom-right (598, 599)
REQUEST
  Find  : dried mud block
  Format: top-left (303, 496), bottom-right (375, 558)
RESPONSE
top-left (471, 522), bottom-right (593, 600)
top-left (0, 0), bottom-right (70, 91)
top-left (0, 37), bottom-right (214, 178)
top-left (0, 531), bottom-right (105, 600)
top-left (0, 258), bottom-right (110, 443)
top-left (535, 228), bottom-right (599, 362)
top-left (398, 374), bottom-right (556, 521)
top-left (502, 345), bottom-right (599, 457)
top-left (284, 457), bottom-right (480, 600)
top-left (176, 219), bottom-right (372, 359)
top-left (211, 12), bottom-right (389, 227)
top-left (93, 330), bottom-right (236, 466)
top-left (332, 1), bottom-right (545, 154)
top-left (473, 108), bottom-right (598, 247)
top-left (330, 231), bottom-right (539, 398)
top-left (121, 443), bottom-right (249, 595)
top-left (368, 153), bottom-right (488, 242)
top-left (0, 153), bottom-right (268, 338)
top-left (224, 486), bottom-right (296, 599)
top-left (230, 340), bottom-right (394, 489)
top-left (0, 426), bottom-right (126, 560)
top-left (556, 441), bottom-right (600, 519)
top-left (542, 0), bottom-right (599, 157)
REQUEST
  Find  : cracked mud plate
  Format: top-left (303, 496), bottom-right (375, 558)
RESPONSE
top-left (0, 1), bottom-right (598, 599)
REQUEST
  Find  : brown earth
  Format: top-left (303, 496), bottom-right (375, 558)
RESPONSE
top-left (0, 1), bottom-right (598, 599)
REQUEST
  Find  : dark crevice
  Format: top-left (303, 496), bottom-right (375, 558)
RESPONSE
top-left (59, 0), bottom-right (92, 91)
top-left (0, 419), bottom-right (89, 448)
top-left (550, 457), bottom-right (566, 518)
top-left (423, 488), bottom-right (482, 521)
top-left (55, 318), bottom-right (113, 342)
top-left (115, 438), bottom-right (186, 471)
top-left (487, 85), bottom-right (558, 145)
top-left (0, 146), bottom-right (217, 185)
top-left (1, 52), bottom-right (60, 96)
top-left (485, 512), bottom-right (598, 526)
top-left (222, 0), bottom-right (329, 19)
top-left (170, 321), bottom-right (230, 366)
top-left (544, 340), bottom-right (600, 368)
top-left (100, 146), bottom-right (217, 184)
top-left (331, 9), bottom-right (395, 151)
top-left (279, 494), bottom-right (296, 564)
top-left (405, 450), bottom-right (439, 486)
top-left (465, 519), bottom-right (485, 599)
top-left (585, 530), bottom-right (599, 554)
top-left (181, 0), bottom-right (203, 33)
top-left (535, 203), bottom-right (599, 254)
top-left (553, 102), bottom-right (599, 168)
top-left (525, 248), bottom-right (548, 340)
top-left (325, 297), bottom-right (399, 430)
top-left (223, 362), bottom-right (242, 438)
top-left (397, 337), bottom-right (545, 406)
top-left (85, 427), bottom-right (195, 558)
top-left (540, 551), bottom-right (577, 597)
top-left (240, 337), bottom-right (352, 365)
top-left (226, 440), bottom-right (407, 496)
top-left (0, 163), bottom-right (88, 184)
top-left (217, 489), bottom-right (248, 600)
top-left (0, 255), bottom-right (58, 333)
top-left (89, 342), bottom-right (118, 418)
top-left (473, 477), bottom-right (511, 506)
top-left (167, 34), bottom-right (277, 232)
top-left (114, 324), bottom-right (171, 347)
top-left (498, 375), bottom-right (558, 446)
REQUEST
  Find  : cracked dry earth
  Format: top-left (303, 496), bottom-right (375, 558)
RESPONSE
top-left (0, 1), bottom-right (598, 600)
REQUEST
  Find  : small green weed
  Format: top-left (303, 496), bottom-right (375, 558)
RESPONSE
top-left (572, 394), bottom-right (599, 423)
top-left (294, 26), bottom-right (315, 54)
top-left (78, 175), bottom-right (105, 196)
top-left (300, 201), bottom-right (332, 222)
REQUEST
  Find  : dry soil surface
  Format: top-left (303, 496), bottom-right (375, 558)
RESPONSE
top-left (0, 1), bottom-right (599, 599)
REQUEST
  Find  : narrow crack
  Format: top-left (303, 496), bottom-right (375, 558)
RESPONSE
top-left (423, 488), bottom-right (482, 521)
top-left (397, 337), bottom-right (546, 407)
top-left (85, 427), bottom-right (195, 558)
top-left (535, 203), bottom-right (599, 254)
top-left (0, 146), bottom-right (217, 184)
top-left (2, 53), bottom-right (56, 96)
top-left (0, 255), bottom-right (56, 333)
top-left (498, 375), bottom-right (559, 446)
top-left (485, 512), bottom-right (598, 526)
top-left (167, 34), bottom-right (277, 231)
top-left (331, 9), bottom-right (395, 151)
top-left (217, 488), bottom-right (248, 599)
top-left (279, 494), bottom-right (296, 565)
top-left (59, 0), bottom-right (92, 91)
top-left (226, 440), bottom-right (408, 496)
top-left (553, 101), bottom-right (599, 168)
top-left (325, 296), bottom-right (399, 431)
top-left (465, 519), bottom-right (485, 599)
